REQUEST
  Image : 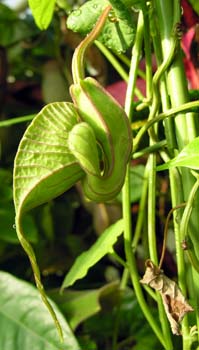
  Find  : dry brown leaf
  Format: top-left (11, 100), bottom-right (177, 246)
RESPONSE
top-left (140, 259), bottom-right (193, 335)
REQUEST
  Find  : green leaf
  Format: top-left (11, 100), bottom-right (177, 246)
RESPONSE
top-left (61, 219), bottom-right (124, 289)
top-left (0, 271), bottom-right (80, 350)
top-left (0, 4), bottom-right (36, 46)
top-left (49, 282), bottom-right (120, 330)
top-left (157, 137), bottom-right (199, 171)
top-left (67, 0), bottom-right (135, 53)
top-left (13, 102), bottom-right (86, 341)
top-left (120, 0), bottom-right (143, 7)
top-left (14, 102), bottom-right (84, 216)
top-left (28, 0), bottom-right (56, 29)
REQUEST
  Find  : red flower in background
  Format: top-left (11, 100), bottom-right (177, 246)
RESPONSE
top-left (106, 0), bottom-right (199, 105)
top-left (181, 0), bottom-right (199, 89)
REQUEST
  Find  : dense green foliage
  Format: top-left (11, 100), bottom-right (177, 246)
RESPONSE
top-left (1, 1), bottom-right (199, 349)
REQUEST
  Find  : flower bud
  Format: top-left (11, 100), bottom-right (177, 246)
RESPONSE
top-left (70, 77), bottom-right (132, 201)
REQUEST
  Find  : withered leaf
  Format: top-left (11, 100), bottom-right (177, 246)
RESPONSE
top-left (140, 260), bottom-right (193, 335)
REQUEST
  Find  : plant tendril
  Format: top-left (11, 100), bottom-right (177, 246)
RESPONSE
top-left (159, 203), bottom-right (186, 269)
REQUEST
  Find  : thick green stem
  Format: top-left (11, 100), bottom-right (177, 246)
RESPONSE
top-left (95, 40), bottom-right (144, 100)
top-left (152, 2), bottom-right (198, 348)
top-left (122, 10), bottom-right (166, 347)
top-left (150, 10), bottom-right (176, 151)
top-left (154, 0), bottom-right (199, 262)
top-left (122, 164), bottom-right (166, 346)
top-left (133, 100), bottom-right (199, 151)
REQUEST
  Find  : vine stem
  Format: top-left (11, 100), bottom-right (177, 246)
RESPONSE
top-left (133, 100), bottom-right (199, 152)
top-left (169, 168), bottom-right (191, 348)
top-left (15, 214), bottom-right (64, 343)
top-left (158, 203), bottom-right (186, 269)
top-left (154, 1), bottom-right (199, 348)
top-left (122, 10), bottom-right (166, 347)
top-left (95, 40), bottom-right (144, 100)
top-left (132, 162), bottom-right (148, 250)
top-left (0, 114), bottom-right (35, 128)
top-left (180, 173), bottom-right (199, 242)
top-left (142, 3), bottom-right (173, 347)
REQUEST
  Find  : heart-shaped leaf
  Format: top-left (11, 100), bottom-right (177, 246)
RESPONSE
top-left (61, 219), bottom-right (124, 289)
top-left (13, 102), bottom-right (85, 340)
top-left (14, 102), bottom-right (84, 216)
top-left (157, 137), bottom-right (199, 171)
top-left (0, 271), bottom-right (81, 350)
top-left (67, 0), bottom-right (135, 53)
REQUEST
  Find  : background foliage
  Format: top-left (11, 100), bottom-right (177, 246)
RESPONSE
top-left (0, 0), bottom-right (199, 349)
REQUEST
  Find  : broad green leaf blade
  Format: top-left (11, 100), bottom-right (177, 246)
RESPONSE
top-left (14, 102), bottom-right (84, 215)
top-left (28, 0), bottom-right (56, 29)
top-left (61, 219), bottom-right (124, 289)
top-left (49, 282), bottom-right (119, 330)
top-left (0, 271), bottom-right (81, 350)
top-left (67, 0), bottom-right (135, 53)
top-left (157, 137), bottom-right (199, 171)
top-left (13, 102), bottom-right (85, 342)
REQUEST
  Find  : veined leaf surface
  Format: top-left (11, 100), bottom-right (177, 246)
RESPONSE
top-left (13, 102), bottom-right (85, 342)
top-left (67, 0), bottom-right (135, 53)
top-left (14, 102), bottom-right (84, 216)
top-left (0, 271), bottom-right (80, 350)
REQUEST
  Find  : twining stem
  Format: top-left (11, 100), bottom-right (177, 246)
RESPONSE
top-left (15, 215), bottom-right (64, 343)
top-left (124, 11), bottom-right (143, 118)
top-left (180, 173), bottom-right (199, 243)
top-left (133, 100), bottom-right (199, 151)
top-left (150, 7), bottom-right (176, 151)
top-left (132, 162), bottom-right (148, 250)
top-left (143, 4), bottom-right (172, 346)
top-left (155, 0), bottom-right (199, 263)
top-left (133, 140), bottom-right (167, 159)
top-left (154, 2), bottom-right (199, 347)
top-left (95, 40), bottom-right (129, 82)
top-left (180, 173), bottom-right (199, 277)
top-left (95, 40), bottom-right (144, 100)
top-left (169, 168), bottom-right (191, 347)
top-left (158, 203), bottom-right (186, 269)
top-left (122, 10), bottom-right (166, 347)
